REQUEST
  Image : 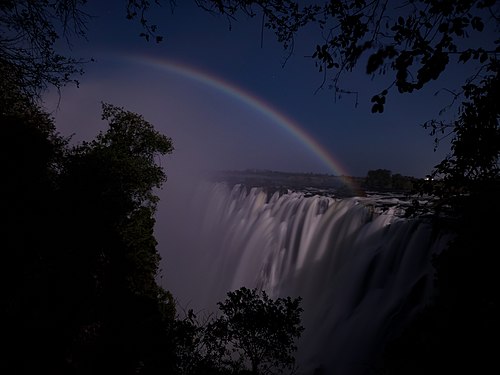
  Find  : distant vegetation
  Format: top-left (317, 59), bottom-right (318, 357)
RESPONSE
top-left (363, 169), bottom-right (419, 192)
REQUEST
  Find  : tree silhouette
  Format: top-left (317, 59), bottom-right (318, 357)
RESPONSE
top-left (0, 75), bottom-right (178, 373)
top-left (55, 102), bottom-right (176, 373)
top-left (204, 287), bottom-right (304, 375)
top-left (0, 0), bottom-right (90, 98)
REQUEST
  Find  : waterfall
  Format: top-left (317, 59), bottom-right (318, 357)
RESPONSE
top-left (158, 182), bottom-right (451, 374)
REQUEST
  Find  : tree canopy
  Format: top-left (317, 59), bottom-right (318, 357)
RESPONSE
top-left (0, 0), bottom-right (90, 98)
top-left (203, 287), bottom-right (304, 375)
top-left (0, 78), bottom-right (178, 373)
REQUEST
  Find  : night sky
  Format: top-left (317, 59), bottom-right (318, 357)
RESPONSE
top-left (42, 0), bottom-right (471, 181)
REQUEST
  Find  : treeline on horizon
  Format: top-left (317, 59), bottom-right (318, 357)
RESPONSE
top-left (213, 168), bottom-right (422, 193)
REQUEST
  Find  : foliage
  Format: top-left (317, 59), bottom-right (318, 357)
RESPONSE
top-left (0, 0), bottom-right (173, 96)
top-left (364, 168), bottom-right (417, 191)
top-left (196, 1), bottom-right (498, 102)
top-left (0, 0), bottom-right (90, 98)
top-left (54, 102), bottom-right (175, 373)
top-left (0, 80), bottom-right (177, 373)
top-left (125, 0), bottom-right (177, 43)
top-left (381, 180), bottom-right (500, 374)
top-left (365, 168), bottom-right (392, 190)
top-left (427, 59), bottom-right (500, 195)
top-left (203, 287), bottom-right (304, 375)
top-left (1, 70), bottom-right (71, 374)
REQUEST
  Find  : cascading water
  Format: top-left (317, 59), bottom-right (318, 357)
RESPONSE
top-left (159, 181), bottom-right (451, 375)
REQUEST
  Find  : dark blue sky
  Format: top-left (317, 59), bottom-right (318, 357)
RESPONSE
top-left (43, 0), bottom-right (486, 178)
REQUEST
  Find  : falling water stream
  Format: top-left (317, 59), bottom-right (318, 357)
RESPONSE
top-left (159, 182), bottom-right (451, 374)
